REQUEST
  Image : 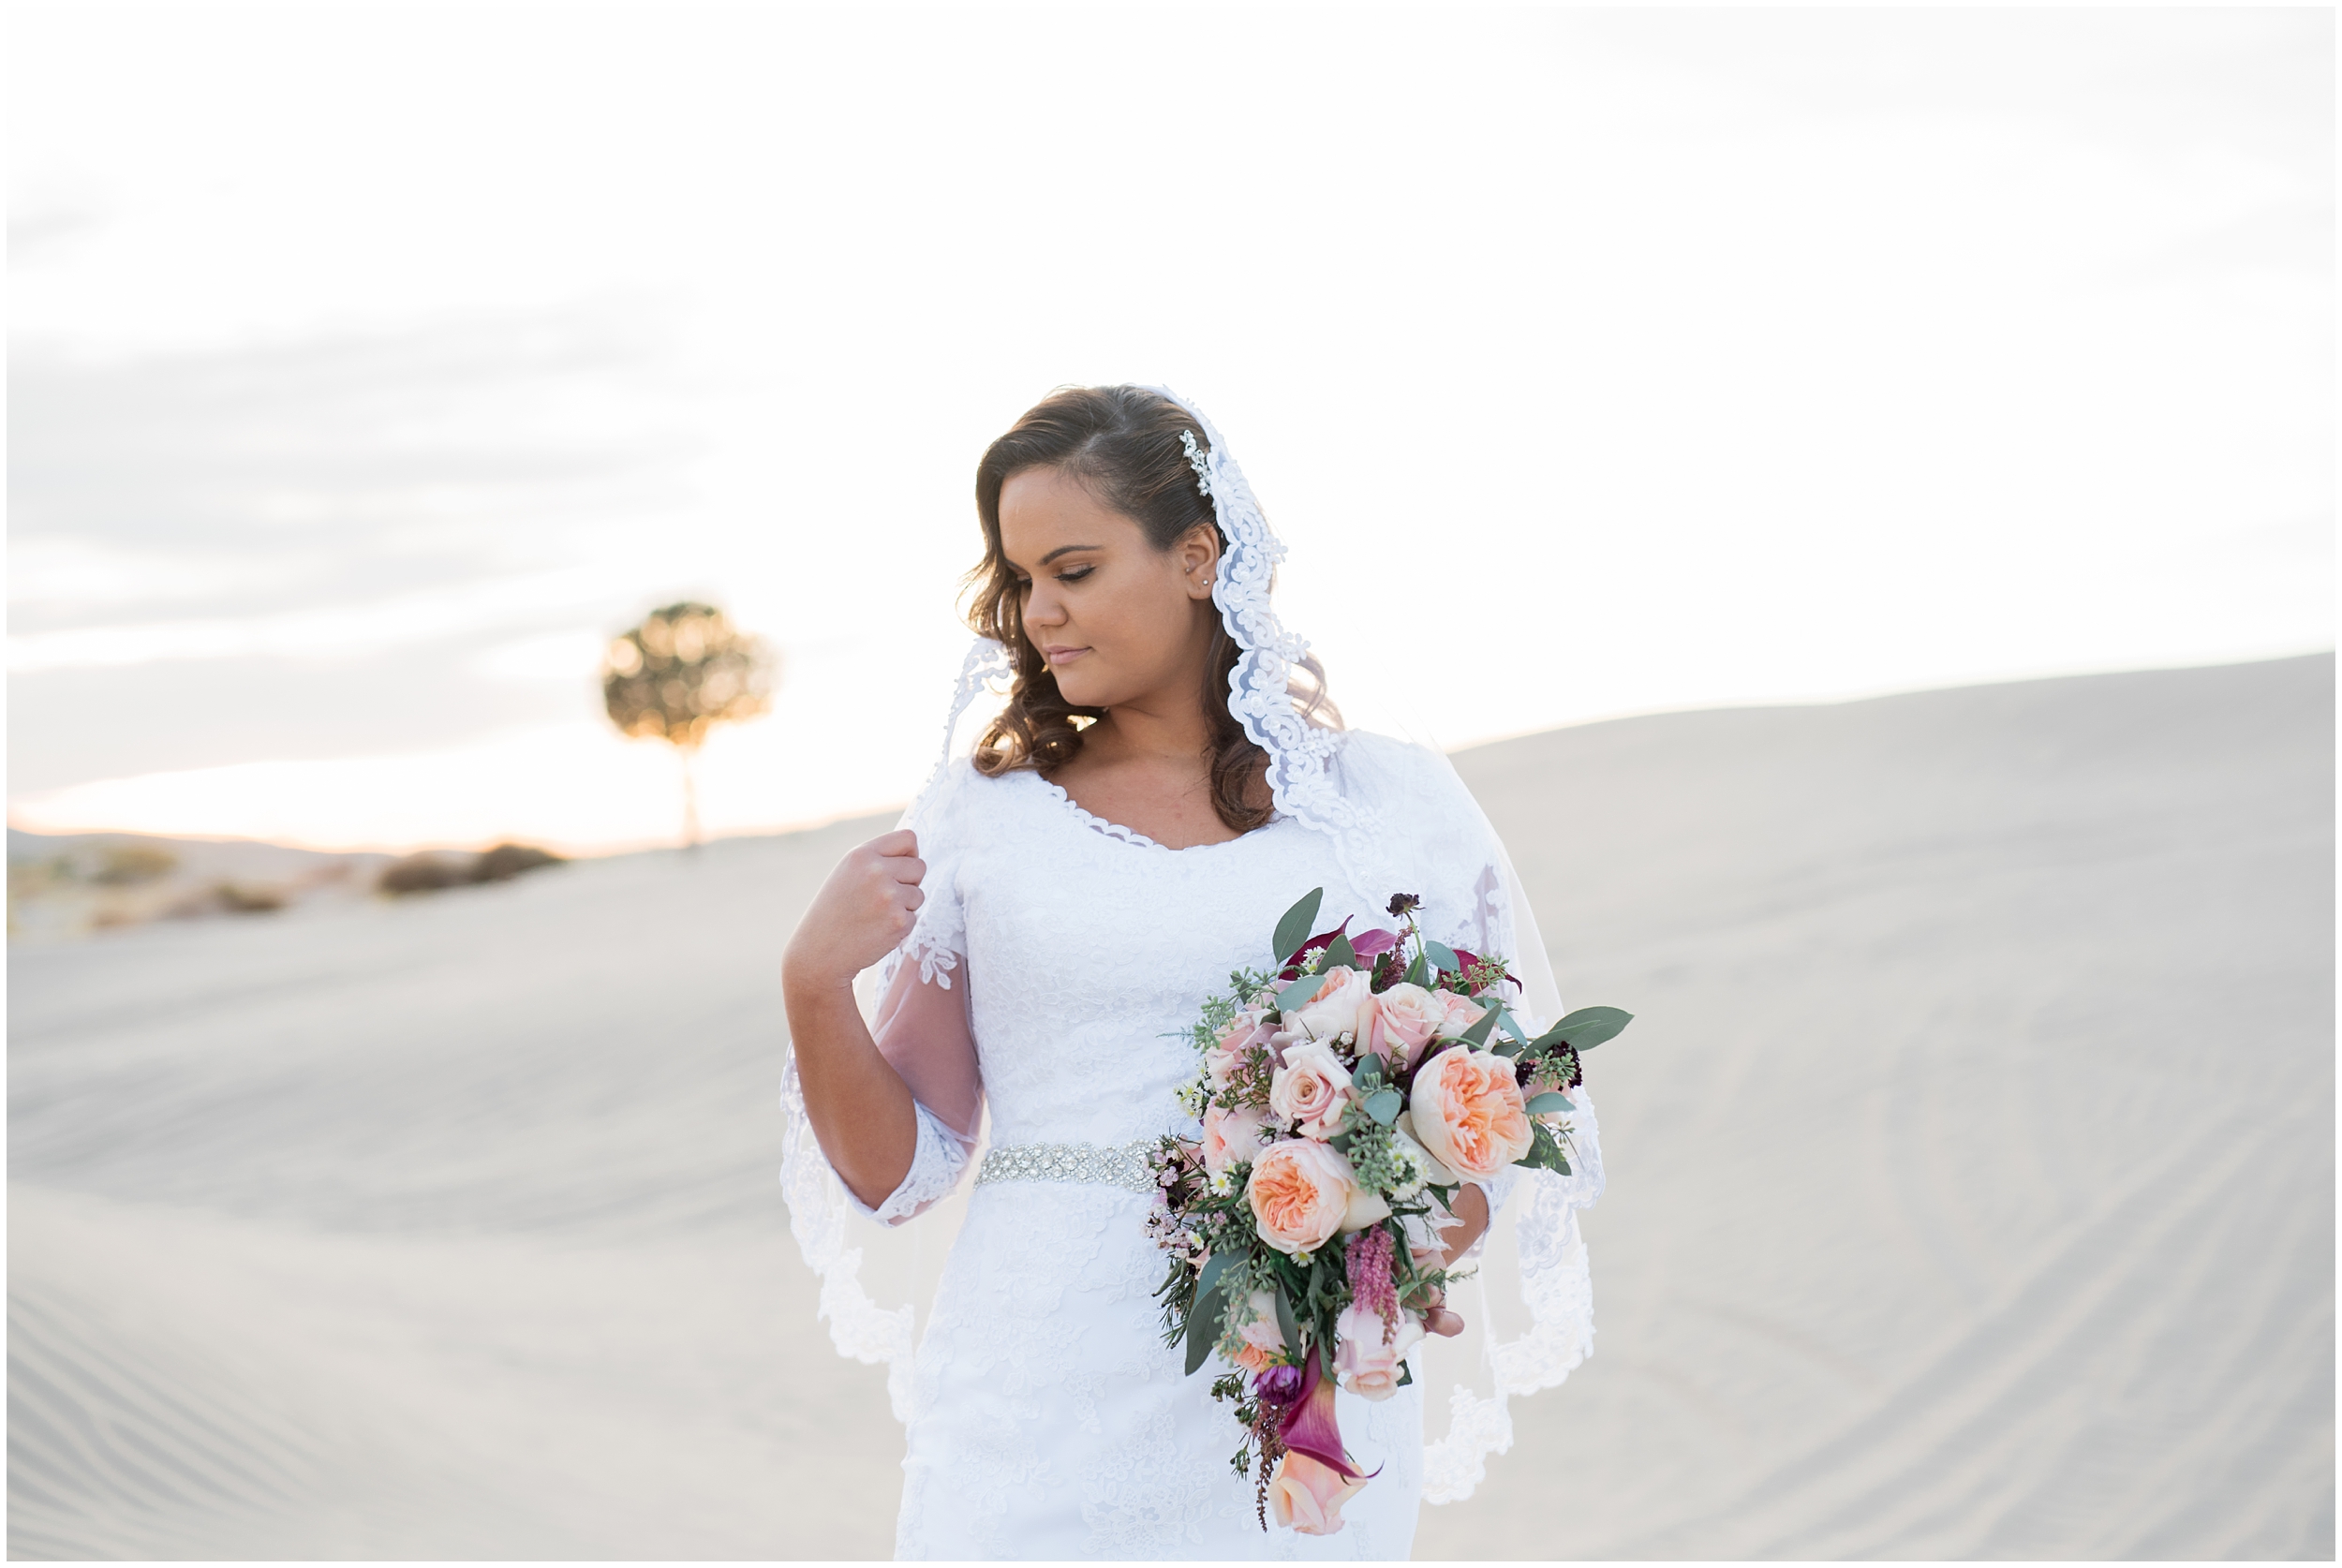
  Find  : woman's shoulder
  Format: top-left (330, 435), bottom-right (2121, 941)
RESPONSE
top-left (911, 756), bottom-right (1044, 843)
top-left (1331, 727), bottom-right (1471, 800)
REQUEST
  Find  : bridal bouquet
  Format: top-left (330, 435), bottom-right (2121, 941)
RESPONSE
top-left (1147, 889), bottom-right (1631, 1535)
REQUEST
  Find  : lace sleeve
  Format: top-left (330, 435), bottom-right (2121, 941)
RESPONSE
top-left (851, 1100), bottom-right (976, 1226)
top-left (1343, 732), bottom-right (1608, 1505)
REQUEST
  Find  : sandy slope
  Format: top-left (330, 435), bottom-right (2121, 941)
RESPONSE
top-left (8, 655), bottom-right (2332, 1559)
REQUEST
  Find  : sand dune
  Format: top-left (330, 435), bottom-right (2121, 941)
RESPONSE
top-left (8, 655), bottom-right (2332, 1559)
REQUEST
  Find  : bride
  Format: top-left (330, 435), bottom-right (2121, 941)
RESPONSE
top-left (780, 385), bottom-right (1603, 1560)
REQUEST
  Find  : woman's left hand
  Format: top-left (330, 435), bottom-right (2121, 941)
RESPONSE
top-left (1417, 1182), bottom-right (1492, 1336)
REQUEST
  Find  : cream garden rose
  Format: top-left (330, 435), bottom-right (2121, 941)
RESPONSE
top-left (1430, 989), bottom-right (1488, 1040)
top-left (1293, 964), bottom-right (1373, 1043)
top-left (1246, 1138), bottom-right (1356, 1257)
top-left (1332, 1301), bottom-right (1425, 1400)
top-left (1407, 1046), bottom-right (1534, 1179)
top-left (1268, 1040), bottom-right (1355, 1139)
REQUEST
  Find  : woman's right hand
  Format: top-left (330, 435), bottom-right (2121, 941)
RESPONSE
top-left (783, 830), bottom-right (926, 994)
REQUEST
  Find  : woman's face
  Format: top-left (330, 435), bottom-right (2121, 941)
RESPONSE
top-left (996, 465), bottom-right (1220, 714)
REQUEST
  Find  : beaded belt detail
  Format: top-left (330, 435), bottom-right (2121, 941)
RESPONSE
top-left (975, 1138), bottom-right (1159, 1196)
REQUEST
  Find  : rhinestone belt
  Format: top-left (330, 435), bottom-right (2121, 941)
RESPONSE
top-left (974, 1137), bottom-right (1159, 1196)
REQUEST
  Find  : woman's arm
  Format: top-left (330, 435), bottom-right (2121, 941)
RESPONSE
top-left (781, 831), bottom-right (928, 1209)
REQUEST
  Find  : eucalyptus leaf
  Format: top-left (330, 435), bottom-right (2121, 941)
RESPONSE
top-left (1272, 888), bottom-right (1325, 966)
top-left (1364, 1088), bottom-right (1403, 1125)
top-left (1424, 940), bottom-right (1460, 974)
top-left (1184, 1270), bottom-right (1232, 1376)
top-left (1548, 1005), bottom-right (1633, 1050)
top-left (1321, 932), bottom-right (1360, 972)
top-left (1272, 1287), bottom-right (1301, 1356)
top-left (1404, 952), bottom-right (1430, 988)
top-left (1277, 972), bottom-right (1323, 1015)
top-left (1350, 1056), bottom-right (1385, 1091)
top-left (1460, 1008), bottom-right (1500, 1048)
top-left (1396, 1362), bottom-right (1415, 1388)
top-left (1193, 1250), bottom-right (1236, 1305)
top-left (1523, 1091), bottom-right (1574, 1115)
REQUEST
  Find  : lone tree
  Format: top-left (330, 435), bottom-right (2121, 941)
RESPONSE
top-left (601, 601), bottom-right (776, 846)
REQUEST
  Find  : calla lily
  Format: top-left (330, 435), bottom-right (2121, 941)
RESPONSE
top-left (1277, 920), bottom-right (1354, 979)
top-left (1277, 1347), bottom-right (1378, 1482)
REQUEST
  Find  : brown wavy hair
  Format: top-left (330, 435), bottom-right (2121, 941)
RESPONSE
top-left (967, 385), bottom-right (1336, 833)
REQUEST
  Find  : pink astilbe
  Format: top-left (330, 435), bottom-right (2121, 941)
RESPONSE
top-left (1344, 1226), bottom-right (1399, 1343)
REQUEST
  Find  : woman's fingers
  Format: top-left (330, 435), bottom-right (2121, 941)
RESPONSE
top-left (868, 829), bottom-right (919, 858)
top-left (1425, 1306), bottom-right (1466, 1338)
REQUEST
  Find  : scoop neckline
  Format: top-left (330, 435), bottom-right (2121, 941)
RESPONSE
top-left (1027, 771), bottom-right (1282, 855)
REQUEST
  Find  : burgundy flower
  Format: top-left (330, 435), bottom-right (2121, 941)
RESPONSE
top-left (1253, 1362), bottom-right (1304, 1405)
top-left (1278, 1348), bottom-right (1377, 1481)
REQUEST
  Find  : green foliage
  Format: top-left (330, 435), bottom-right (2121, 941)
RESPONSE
top-left (1272, 888), bottom-right (1324, 965)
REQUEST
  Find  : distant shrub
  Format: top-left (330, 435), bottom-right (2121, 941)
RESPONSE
top-left (378, 854), bottom-right (468, 895)
top-left (213, 882), bottom-right (287, 913)
top-left (92, 844), bottom-right (179, 885)
top-left (473, 843), bottom-right (564, 882)
top-left (378, 843), bottom-right (566, 897)
top-left (164, 880), bottom-right (288, 919)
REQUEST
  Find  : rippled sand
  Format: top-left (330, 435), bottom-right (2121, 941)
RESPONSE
top-left (9, 655), bottom-right (2332, 1559)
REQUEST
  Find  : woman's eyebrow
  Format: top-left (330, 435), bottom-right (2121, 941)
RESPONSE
top-left (1039, 544), bottom-right (1101, 565)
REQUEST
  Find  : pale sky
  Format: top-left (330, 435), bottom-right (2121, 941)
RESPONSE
top-left (8, 5), bottom-right (2332, 853)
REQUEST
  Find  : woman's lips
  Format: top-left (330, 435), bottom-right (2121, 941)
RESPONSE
top-left (1043, 645), bottom-right (1089, 666)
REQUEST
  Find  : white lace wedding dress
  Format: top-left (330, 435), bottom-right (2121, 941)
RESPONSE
top-left (792, 729), bottom-right (1601, 1560)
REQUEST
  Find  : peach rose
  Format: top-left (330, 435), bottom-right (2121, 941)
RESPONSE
top-left (1247, 1138), bottom-right (1356, 1257)
top-left (1407, 1046), bottom-right (1534, 1179)
top-left (1232, 1289), bottom-right (1286, 1375)
top-left (1267, 1451), bottom-right (1367, 1536)
top-left (1430, 989), bottom-right (1488, 1040)
top-left (1201, 1102), bottom-right (1269, 1176)
top-left (1293, 964), bottom-right (1373, 1043)
top-left (1333, 1300), bottom-right (1425, 1400)
top-left (1268, 1040), bottom-right (1355, 1139)
top-left (1356, 982), bottom-right (1445, 1068)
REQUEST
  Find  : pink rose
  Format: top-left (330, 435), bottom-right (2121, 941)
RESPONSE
top-left (1247, 1139), bottom-right (1356, 1257)
top-left (1205, 1015), bottom-right (1274, 1092)
top-left (1293, 964), bottom-right (1373, 1043)
top-left (1407, 1046), bottom-right (1534, 1179)
top-left (1216, 1009), bottom-right (1265, 1048)
top-left (1430, 990), bottom-right (1488, 1040)
top-left (1268, 1040), bottom-right (1355, 1139)
top-left (1333, 1300), bottom-right (1425, 1401)
top-left (1231, 1289), bottom-right (1289, 1376)
top-left (1356, 982), bottom-right (1445, 1068)
top-left (1201, 1102), bottom-right (1269, 1176)
top-left (1267, 1451), bottom-right (1367, 1536)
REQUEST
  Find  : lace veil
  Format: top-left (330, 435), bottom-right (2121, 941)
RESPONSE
top-left (778, 386), bottom-right (1602, 1504)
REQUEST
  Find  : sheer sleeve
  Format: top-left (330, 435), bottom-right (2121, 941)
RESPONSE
top-left (778, 757), bottom-right (987, 1420)
top-left (845, 944), bottom-right (984, 1226)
